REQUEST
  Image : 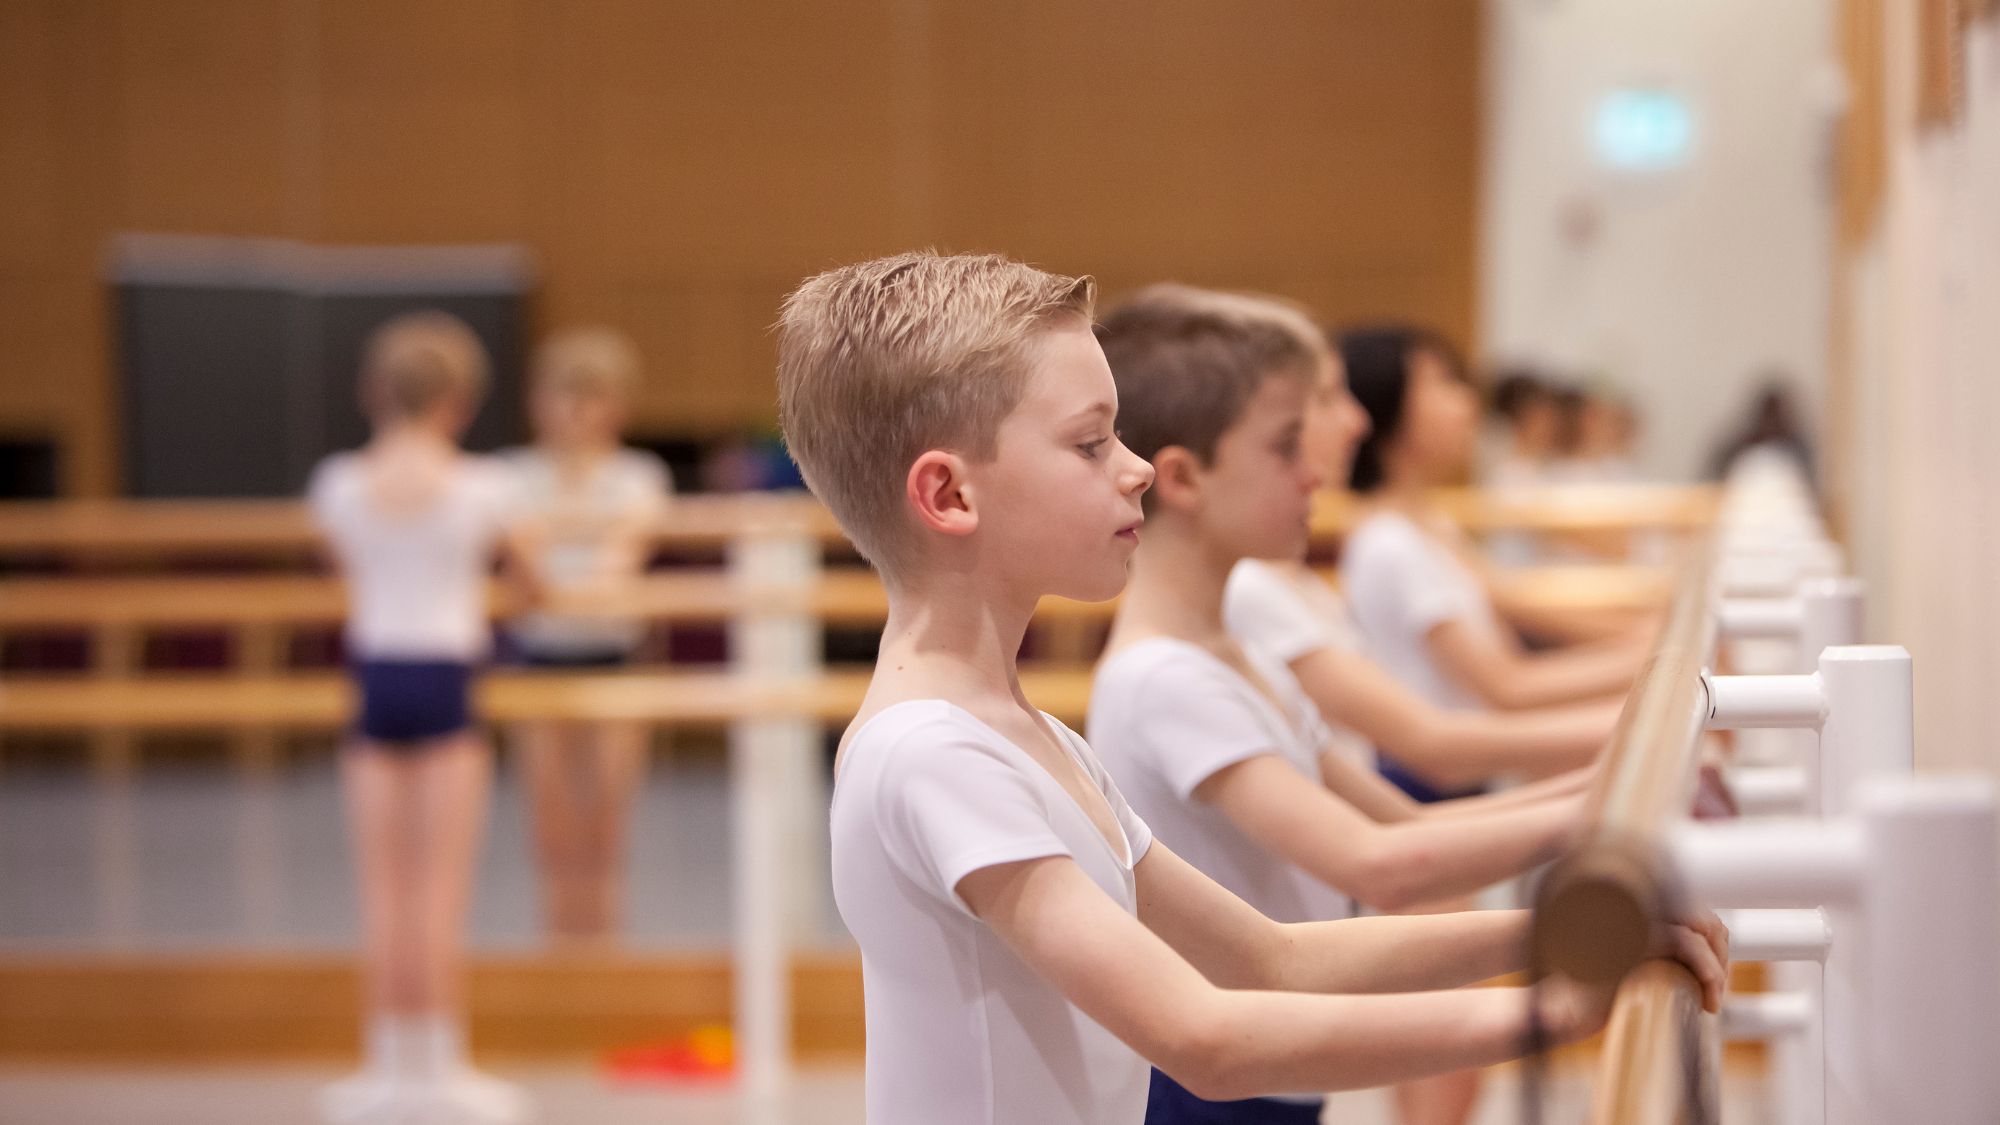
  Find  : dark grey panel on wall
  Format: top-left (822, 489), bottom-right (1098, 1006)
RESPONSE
top-left (112, 236), bottom-right (533, 499)
top-left (118, 285), bottom-right (299, 499)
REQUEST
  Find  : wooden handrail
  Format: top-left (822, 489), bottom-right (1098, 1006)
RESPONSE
top-left (1586, 960), bottom-right (1718, 1125)
top-left (0, 485), bottom-right (1717, 557)
top-left (0, 667), bottom-right (1096, 730)
top-left (1532, 543), bottom-right (1719, 985)
top-left (1529, 544), bottom-right (1723, 1125)
top-left (0, 564), bottom-right (1675, 632)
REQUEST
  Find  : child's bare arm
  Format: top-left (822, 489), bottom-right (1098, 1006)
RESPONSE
top-left (496, 518), bottom-right (551, 611)
top-left (1293, 647), bottom-right (1617, 786)
top-left (1428, 618), bottom-right (1645, 711)
top-left (1417, 766), bottom-right (1596, 819)
top-left (955, 851), bottom-right (1602, 1100)
top-left (1194, 755), bottom-right (1578, 912)
top-left (1132, 843), bottom-right (1536, 993)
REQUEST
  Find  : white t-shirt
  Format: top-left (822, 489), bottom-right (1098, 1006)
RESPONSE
top-left (830, 701), bottom-right (1155, 1125)
top-left (1339, 510), bottom-right (1501, 712)
top-left (1223, 559), bottom-right (1374, 767)
top-left (496, 446), bottom-right (672, 656)
top-left (1223, 558), bottom-right (1365, 665)
top-left (1090, 638), bottom-right (1354, 926)
top-left (307, 452), bottom-right (514, 662)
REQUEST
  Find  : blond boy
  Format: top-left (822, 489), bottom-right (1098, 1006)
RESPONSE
top-left (779, 253), bottom-right (1724, 1125)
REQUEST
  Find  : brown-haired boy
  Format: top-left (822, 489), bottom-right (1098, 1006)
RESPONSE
top-left (779, 253), bottom-right (1724, 1125)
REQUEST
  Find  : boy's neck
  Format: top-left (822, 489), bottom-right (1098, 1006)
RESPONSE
top-left (1369, 476), bottom-right (1430, 512)
top-left (542, 440), bottom-right (618, 474)
top-left (873, 571), bottom-right (1040, 713)
top-left (1108, 513), bottom-right (1234, 653)
top-left (371, 421), bottom-right (457, 453)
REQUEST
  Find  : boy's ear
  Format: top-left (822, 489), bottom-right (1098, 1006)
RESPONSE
top-left (905, 449), bottom-right (978, 538)
top-left (1149, 445), bottom-right (1204, 512)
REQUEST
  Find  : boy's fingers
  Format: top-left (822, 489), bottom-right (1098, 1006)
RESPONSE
top-left (1675, 927), bottom-right (1726, 1013)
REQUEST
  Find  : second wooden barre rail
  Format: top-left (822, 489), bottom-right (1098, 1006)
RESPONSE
top-left (0, 667), bottom-right (1098, 731)
top-left (0, 485), bottom-right (1718, 557)
top-left (1529, 544), bottom-right (1722, 1124)
top-left (1531, 543), bottom-right (1720, 985)
top-left (0, 565), bottom-right (1675, 632)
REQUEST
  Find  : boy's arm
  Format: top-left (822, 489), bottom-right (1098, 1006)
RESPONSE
top-left (1131, 842), bottom-right (1531, 993)
top-left (1428, 618), bottom-right (1646, 711)
top-left (1293, 647), bottom-right (1617, 786)
top-left (955, 851), bottom-right (1617, 1100)
top-left (1417, 766), bottom-right (1597, 819)
top-left (496, 517), bottom-right (552, 611)
top-left (1195, 755), bottom-right (1580, 912)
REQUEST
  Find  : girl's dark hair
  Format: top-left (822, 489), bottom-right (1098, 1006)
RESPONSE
top-left (1337, 324), bottom-right (1466, 492)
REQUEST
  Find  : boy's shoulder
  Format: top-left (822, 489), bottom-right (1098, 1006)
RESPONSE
top-left (840, 699), bottom-right (989, 776)
top-left (305, 450), bottom-right (360, 504)
top-left (1093, 638), bottom-right (1243, 716)
top-left (1342, 508), bottom-right (1429, 563)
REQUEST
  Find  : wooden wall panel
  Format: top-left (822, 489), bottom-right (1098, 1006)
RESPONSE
top-left (0, 0), bottom-right (1481, 495)
top-left (114, 0), bottom-right (292, 235)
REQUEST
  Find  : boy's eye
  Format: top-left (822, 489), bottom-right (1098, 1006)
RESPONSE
top-left (1078, 438), bottom-right (1109, 459)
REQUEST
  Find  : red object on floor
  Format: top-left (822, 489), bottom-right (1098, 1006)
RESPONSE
top-left (603, 1025), bottom-right (737, 1085)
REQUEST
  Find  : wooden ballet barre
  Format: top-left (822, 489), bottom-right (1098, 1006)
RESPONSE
top-left (0, 666), bottom-right (1099, 730)
top-left (1528, 546), bottom-right (1723, 1124)
top-left (0, 563), bottom-right (1676, 633)
top-left (0, 484), bottom-right (1718, 559)
top-left (1311, 482), bottom-right (1719, 536)
top-left (1530, 543), bottom-right (1720, 986)
top-left (1588, 959), bottom-right (1718, 1125)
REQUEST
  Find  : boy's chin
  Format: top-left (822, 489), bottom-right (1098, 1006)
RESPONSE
top-left (1049, 562), bottom-right (1132, 605)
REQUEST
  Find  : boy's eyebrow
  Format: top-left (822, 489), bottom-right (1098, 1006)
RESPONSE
top-left (1064, 401), bottom-right (1116, 423)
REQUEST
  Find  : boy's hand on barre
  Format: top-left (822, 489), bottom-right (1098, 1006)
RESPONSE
top-left (1533, 975), bottom-right (1616, 1044)
top-left (1654, 908), bottom-right (1731, 1012)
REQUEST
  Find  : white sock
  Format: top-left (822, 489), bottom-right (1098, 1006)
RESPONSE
top-left (413, 1012), bottom-right (468, 1080)
top-left (363, 1014), bottom-right (413, 1080)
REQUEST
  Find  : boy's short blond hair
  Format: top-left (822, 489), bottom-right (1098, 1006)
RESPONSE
top-left (1095, 284), bottom-right (1324, 475)
top-left (533, 327), bottom-right (642, 399)
top-left (776, 251), bottom-right (1095, 576)
top-left (362, 310), bottom-right (490, 420)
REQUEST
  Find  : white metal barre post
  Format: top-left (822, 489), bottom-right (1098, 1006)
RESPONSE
top-left (1701, 642), bottom-right (1906, 1125)
top-left (1671, 777), bottom-right (2000, 1123)
top-left (727, 519), bottom-right (821, 1123)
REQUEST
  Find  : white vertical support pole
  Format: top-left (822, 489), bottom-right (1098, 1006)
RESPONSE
top-left (1854, 777), bottom-right (2000, 1123)
top-left (1815, 644), bottom-right (1913, 1125)
top-left (1816, 646), bottom-right (1914, 815)
top-left (1794, 578), bottom-right (1866, 816)
top-left (1774, 577), bottom-right (1861, 1125)
top-left (728, 520), bottom-right (820, 1124)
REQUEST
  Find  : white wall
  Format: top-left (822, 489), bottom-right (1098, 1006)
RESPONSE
top-left (1840, 11), bottom-right (2000, 778)
top-left (1480, 0), bottom-right (1837, 480)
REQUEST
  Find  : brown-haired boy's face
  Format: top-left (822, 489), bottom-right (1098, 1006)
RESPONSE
top-left (1194, 369), bottom-right (1325, 564)
top-left (967, 322), bottom-right (1154, 603)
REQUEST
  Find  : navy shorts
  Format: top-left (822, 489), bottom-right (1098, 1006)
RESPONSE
top-left (352, 660), bottom-right (475, 746)
top-left (1379, 754), bottom-right (1488, 804)
top-left (1147, 1069), bottom-right (1322, 1124)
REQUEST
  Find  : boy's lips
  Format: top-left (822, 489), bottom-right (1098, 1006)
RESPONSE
top-left (1115, 519), bottom-right (1143, 542)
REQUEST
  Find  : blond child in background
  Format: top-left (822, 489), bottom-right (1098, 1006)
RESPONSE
top-left (308, 312), bottom-right (538, 1125)
top-left (499, 328), bottom-right (672, 943)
